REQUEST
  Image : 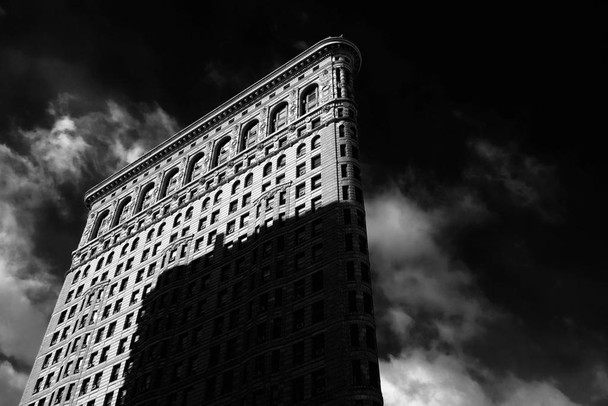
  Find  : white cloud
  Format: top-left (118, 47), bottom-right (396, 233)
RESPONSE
top-left (0, 360), bottom-right (28, 406)
top-left (366, 185), bottom-right (490, 347)
top-left (380, 350), bottom-right (582, 406)
top-left (0, 94), bottom-right (179, 378)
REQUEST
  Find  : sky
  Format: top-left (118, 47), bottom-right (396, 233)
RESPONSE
top-left (1, 1), bottom-right (607, 405)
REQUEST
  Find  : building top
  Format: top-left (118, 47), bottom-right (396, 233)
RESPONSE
top-left (83, 36), bottom-right (361, 209)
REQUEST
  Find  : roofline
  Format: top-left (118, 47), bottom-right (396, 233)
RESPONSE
top-left (83, 36), bottom-right (361, 209)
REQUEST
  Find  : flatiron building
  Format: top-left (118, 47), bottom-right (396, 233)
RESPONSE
top-left (20, 37), bottom-right (383, 406)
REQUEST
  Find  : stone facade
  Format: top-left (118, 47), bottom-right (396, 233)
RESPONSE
top-left (20, 37), bottom-right (383, 406)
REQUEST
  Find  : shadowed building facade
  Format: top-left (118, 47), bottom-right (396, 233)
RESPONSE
top-left (20, 37), bottom-right (383, 406)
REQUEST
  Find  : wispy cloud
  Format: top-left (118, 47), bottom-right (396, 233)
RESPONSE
top-left (366, 160), bottom-right (582, 405)
top-left (0, 95), bottom-right (179, 402)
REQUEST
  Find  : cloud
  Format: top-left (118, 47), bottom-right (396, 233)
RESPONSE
top-left (0, 361), bottom-right (28, 406)
top-left (380, 350), bottom-right (582, 406)
top-left (366, 175), bottom-right (582, 405)
top-left (467, 139), bottom-right (562, 222)
top-left (380, 350), bottom-right (489, 406)
top-left (20, 95), bottom-right (180, 184)
top-left (0, 94), bottom-right (179, 394)
top-left (366, 183), bottom-right (491, 348)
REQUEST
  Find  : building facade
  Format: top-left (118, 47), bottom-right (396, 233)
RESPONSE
top-left (20, 37), bottom-right (383, 406)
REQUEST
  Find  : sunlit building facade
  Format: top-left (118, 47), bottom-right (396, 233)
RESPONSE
top-left (20, 37), bottom-right (383, 406)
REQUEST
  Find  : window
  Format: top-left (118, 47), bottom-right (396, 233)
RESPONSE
top-left (340, 144), bottom-right (346, 157)
top-left (214, 190), bottom-right (222, 204)
top-left (363, 293), bottom-right (373, 314)
top-left (271, 102), bottom-right (288, 132)
top-left (312, 270), bottom-right (323, 291)
top-left (186, 152), bottom-right (206, 182)
top-left (244, 173), bottom-right (253, 187)
top-left (211, 210), bottom-right (220, 224)
top-left (290, 275), bottom-right (305, 297)
top-left (348, 291), bottom-right (357, 312)
top-left (300, 85), bottom-right (319, 114)
top-left (296, 143), bottom-right (306, 157)
top-left (277, 155), bottom-right (286, 169)
top-left (311, 174), bottom-right (322, 190)
top-left (292, 341), bottom-right (304, 365)
top-left (312, 333), bottom-right (325, 357)
top-left (312, 368), bottom-right (326, 394)
top-left (240, 120), bottom-right (259, 152)
top-left (263, 162), bottom-right (272, 177)
top-left (312, 300), bottom-right (324, 323)
top-left (160, 168), bottom-right (180, 199)
top-left (355, 186), bottom-right (364, 203)
top-left (213, 137), bottom-right (231, 168)
top-left (296, 163), bottom-right (306, 177)
top-left (293, 308), bottom-right (305, 331)
top-left (311, 154), bottom-right (321, 169)
top-left (242, 192), bottom-right (251, 207)
top-left (296, 183), bottom-right (306, 198)
top-left (311, 135), bottom-right (321, 149)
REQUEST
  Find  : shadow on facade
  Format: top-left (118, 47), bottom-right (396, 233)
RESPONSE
top-left (119, 201), bottom-right (382, 406)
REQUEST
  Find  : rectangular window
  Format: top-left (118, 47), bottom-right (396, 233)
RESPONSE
top-left (340, 144), bottom-right (346, 157)
top-left (345, 234), bottom-right (353, 251)
top-left (208, 231), bottom-right (217, 246)
top-left (229, 200), bottom-right (238, 214)
top-left (348, 291), bottom-right (357, 312)
top-left (312, 300), bottom-right (324, 323)
top-left (198, 217), bottom-right (207, 231)
top-left (226, 221), bottom-right (235, 235)
top-left (341, 164), bottom-right (348, 177)
top-left (293, 308), bottom-right (305, 331)
top-left (210, 210), bottom-right (220, 224)
top-left (346, 261), bottom-right (355, 281)
top-left (242, 193), bottom-right (251, 207)
top-left (292, 341), bottom-right (304, 365)
top-left (296, 163), bottom-right (306, 177)
top-left (295, 204), bottom-right (305, 219)
top-left (342, 186), bottom-right (350, 201)
top-left (311, 154), bottom-right (321, 169)
top-left (311, 174), bottom-right (321, 190)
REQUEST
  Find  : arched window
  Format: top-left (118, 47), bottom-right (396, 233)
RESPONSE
top-left (212, 137), bottom-right (231, 168)
top-left (72, 271), bottom-right (80, 285)
top-left (270, 102), bottom-right (288, 133)
top-left (202, 198), bottom-right (210, 211)
top-left (277, 155), bottom-right (286, 169)
top-left (120, 243), bottom-right (128, 257)
top-left (297, 143), bottom-right (306, 157)
top-left (186, 152), bottom-right (206, 183)
top-left (131, 238), bottom-right (139, 251)
top-left (160, 168), bottom-right (180, 199)
top-left (96, 258), bottom-right (104, 271)
top-left (83, 265), bottom-right (90, 278)
top-left (146, 228), bottom-right (154, 242)
top-left (90, 209), bottom-right (110, 241)
top-left (231, 180), bottom-right (241, 195)
top-left (263, 162), bottom-right (272, 177)
top-left (300, 84), bottom-right (319, 115)
top-left (240, 120), bottom-right (259, 152)
top-left (157, 222), bottom-right (166, 237)
top-left (136, 182), bottom-right (155, 213)
top-left (112, 197), bottom-right (132, 227)
top-left (173, 213), bottom-right (182, 228)
top-left (107, 252), bottom-right (114, 263)
top-left (244, 174), bottom-right (253, 187)
top-left (185, 207), bottom-right (193, 220)
top-left (214, 190), bottom-right (223, 204)
top-left (311, 135), bottom-right (321, 150)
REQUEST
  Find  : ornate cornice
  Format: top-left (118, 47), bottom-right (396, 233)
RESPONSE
top-left (84, 37), bottom-right (361, 209)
